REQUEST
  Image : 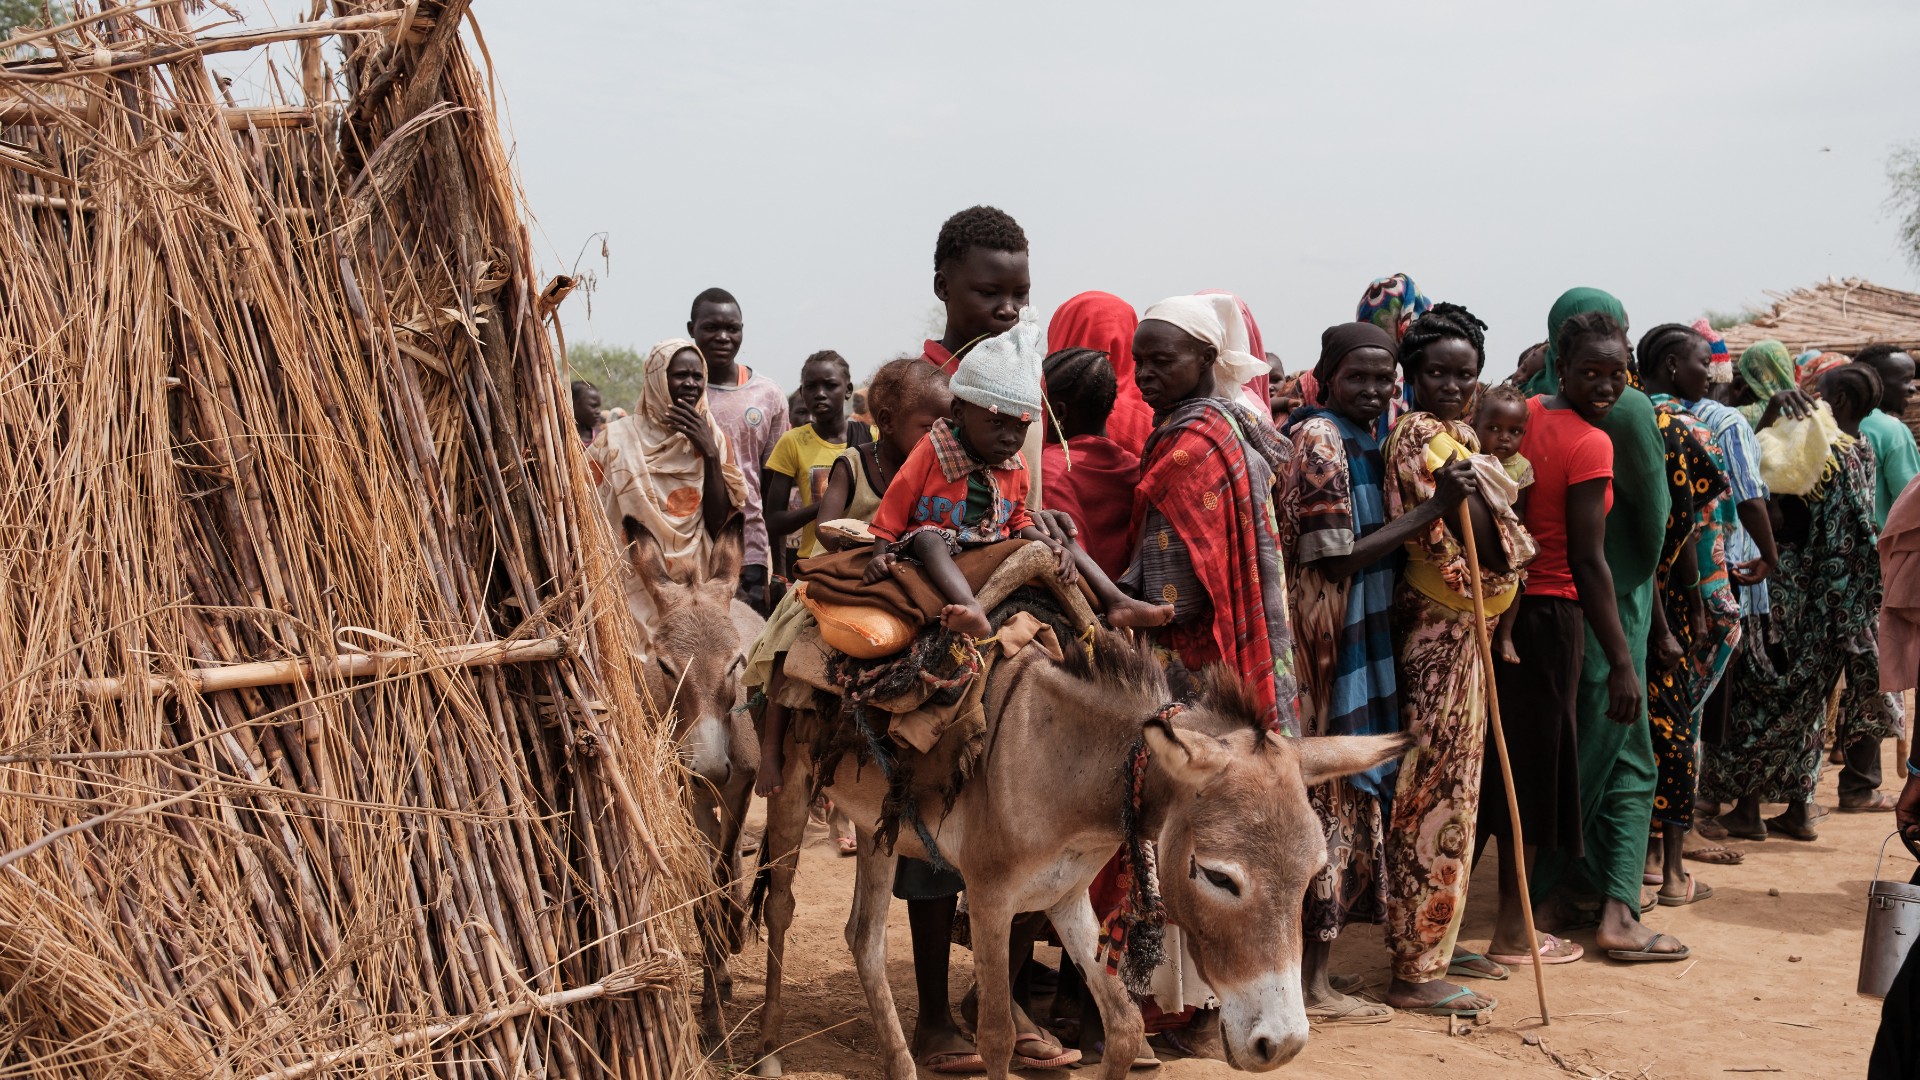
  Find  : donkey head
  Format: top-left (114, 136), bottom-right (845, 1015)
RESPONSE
top-left (1144, 678), bottom-right (1407, 1071)
top-left (624, 517), bottom-right (749, 786)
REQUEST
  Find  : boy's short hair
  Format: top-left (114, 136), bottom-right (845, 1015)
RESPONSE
top-left (934, 205), bottom-right (1028, 273)
top-left (1041, 347), bottom-right (1117, 439)
top-left (689, 287), bottom-right (738, 319)
top-left (1477, 382), bottom-right (1529, 418)
top-left (801, 349), bottom-right (852, 384)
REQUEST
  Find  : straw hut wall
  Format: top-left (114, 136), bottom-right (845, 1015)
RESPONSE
top-left (1718, 277), bottom-right (1920, 355)
top-left (0, 3), bottom-right (709, 1077)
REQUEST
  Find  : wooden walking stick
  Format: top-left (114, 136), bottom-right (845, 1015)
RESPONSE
top-left (1457, 502), bottom-right (1552, 1025)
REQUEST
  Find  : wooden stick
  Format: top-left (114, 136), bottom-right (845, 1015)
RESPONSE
top-left (1457, 504), bottom-right (1552, 1025)
top-left (4, 9), bottom-right (417, 77)
top-left (61, 636), bottom-right (568, 700)
top-left (0, 102), bottom-right (318, 129)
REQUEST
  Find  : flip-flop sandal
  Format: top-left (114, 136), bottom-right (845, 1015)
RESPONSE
top-left (1401, 986), bottom-right (1496, 1018)
top-left (1606, 932), bottom-right (1690, 963)
top-left (1643, 872), bottom-right (1665, 886)
top-left (1657, 872), bottom-right (1714, 906)
top-left (1839, 792), bottom-right (1900, 812)
top-left (835, 835), bottom-right (858, 856)
top-left (1012, 1034), bottom-right (1081, 1069)
top-left (1695, 815), bottom-right (1729, 840)
top-left (1082, 1043), bottom-right (1160, 1070)
top-left (1487, 934), bottom-right (1585, 966)
top-left (1445, 951), bottom-right (1510, 981)
top-left (1683, 844), bottom-right (1745, 866)
top-left (1763, 814), bottom-right (1819, 841)
top-left (1639, 887), bottom-right (1659, 914)
top-left (1306, 995), bottom-right (1393, 1025)
top-left (1712, 816), bottom-right (1767, 841)
top-left (921, 1050), bottom-right (986, 1074)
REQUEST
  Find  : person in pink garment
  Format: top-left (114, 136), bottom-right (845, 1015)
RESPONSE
top-left (689, 286), bottom-right (789, 611)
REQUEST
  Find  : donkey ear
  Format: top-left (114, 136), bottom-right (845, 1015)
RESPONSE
top-left (1143, 718), bottom-right (1231, 790)
top-left (1295, 733), bottom-right (1412, 785)
top-left (705, 516), bottom-right (745, 587)
top-left (623, 516), bottom-right (671, 598)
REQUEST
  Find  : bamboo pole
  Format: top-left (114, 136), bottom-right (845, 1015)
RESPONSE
top-left (1457, 504), bottom-right (1552, 1025)
top-left (62, 636), bottom-right (569, 700)
top-left (0, 102), bottom-right (318, 128)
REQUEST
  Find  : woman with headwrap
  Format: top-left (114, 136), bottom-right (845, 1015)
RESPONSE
top-left (1048, 291), bottom-right (1155, 456)
top-left (1704, 362), bottom-right (1888, 841)
top-left (1278, 321), bottom-right (1471, 1020)
top-left (1730, 340), bottom-right (1818, 430)
top-left (588, 339), bottom-right (750, 627)
top-left (1356, 272), bottom-right (1433, 432)
top-left (1378, 303), bottom-right (1536, 1016)
top-left (1198, 288), bottom-right (1273, 411)
top-left (1634, 325), bottom-right (1737, 904)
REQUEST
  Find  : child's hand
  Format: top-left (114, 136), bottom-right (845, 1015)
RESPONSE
top-left (1049, 540), bottom-right (1079, 585)
top-left (862, 551), bottom-right (898, 585)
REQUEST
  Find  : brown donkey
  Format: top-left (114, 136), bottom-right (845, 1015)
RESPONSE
top-left (750, 631), bottom-right (1406, 1079)
top-left (622, 518), bottom-right (765, 1042)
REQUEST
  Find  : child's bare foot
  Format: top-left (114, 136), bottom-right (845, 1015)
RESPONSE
top-left (941, 602), bottom-right (993, 639)
top-left (1107, 597), bottom-right (1174, 629)
top-left (1495, 637), bottom-right (1520, 665)
top-left (755, 744), bottom-right (784, 798)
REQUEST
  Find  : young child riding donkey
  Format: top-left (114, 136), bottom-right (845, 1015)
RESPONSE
top-left (749, 313), bottom-right (1407, 1080)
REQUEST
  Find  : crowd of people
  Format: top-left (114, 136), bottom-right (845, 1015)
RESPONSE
top-left (578, 204), bottom-right (1920, 1071)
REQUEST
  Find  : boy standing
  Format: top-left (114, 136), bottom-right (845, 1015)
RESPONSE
top-left (692, 287), bottom-right (789, 611)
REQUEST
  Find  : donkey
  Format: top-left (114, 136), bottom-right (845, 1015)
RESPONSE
top-left (750, 627), bottom-right (1407, 1079)
top-left (621, 517), bottom-right (765, 1041)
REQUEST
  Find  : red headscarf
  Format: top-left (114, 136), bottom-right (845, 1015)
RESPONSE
top-left (1048, 291), bottom-right (1154, 456)
top-left (1198, 289), bottom-right (1271, 410)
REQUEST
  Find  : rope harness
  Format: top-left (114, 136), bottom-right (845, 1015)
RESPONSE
top-left (1095, 701), bottom-right (1182, 997)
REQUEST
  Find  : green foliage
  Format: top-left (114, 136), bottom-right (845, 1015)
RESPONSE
top-left (1892, 140), bottom-right (1920, 274)
top-left (563, 341), bottom-right (645, 412)
top-left (1703, 309), bottom-right (1755, 331)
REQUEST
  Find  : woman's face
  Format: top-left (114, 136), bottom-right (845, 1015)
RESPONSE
top-left (1559, 337), bottom-right (1630, 422)
top-left (666, 348), bottom-right (706, 406)
top-left (1412, 337), bottom-right (1481, 421)
top-left (1326, 348), bottom-right (1398, 424)
top-left (1666, 337), bottom-right (1712, 402)
top-left (1133, 320), bottom-right (1216, 414)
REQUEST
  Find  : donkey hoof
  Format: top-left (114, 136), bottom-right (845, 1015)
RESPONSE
top-left (748, 1053), bottom-right (783, 1078)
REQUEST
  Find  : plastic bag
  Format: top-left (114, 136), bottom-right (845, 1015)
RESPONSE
top-left (1755, 403), bottom-right (1840, 497)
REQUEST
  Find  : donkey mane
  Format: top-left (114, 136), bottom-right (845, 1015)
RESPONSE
top-left (1189, 666), bottom-right (1270, 742)
top-left (1053, 625), bottom-right (1168, 701)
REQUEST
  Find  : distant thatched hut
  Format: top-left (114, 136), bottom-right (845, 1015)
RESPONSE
top-left (1719, 277), bottom-right (1920, 355)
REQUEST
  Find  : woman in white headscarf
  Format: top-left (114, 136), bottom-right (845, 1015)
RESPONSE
top-left (588, 338), bottom-right (748, 579)
top-left (1135, 293), bottom-right (1271, 413)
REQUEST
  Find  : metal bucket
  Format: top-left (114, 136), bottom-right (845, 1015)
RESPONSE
top-left (1860, 833), bottom-right (1920, 999)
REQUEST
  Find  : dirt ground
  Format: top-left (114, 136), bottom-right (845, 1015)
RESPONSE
top-left (705, 743), bottom-right (1912, 1079)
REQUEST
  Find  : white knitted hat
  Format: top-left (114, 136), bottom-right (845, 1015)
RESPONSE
top-left (950, 306), bottom-right (1045, 420)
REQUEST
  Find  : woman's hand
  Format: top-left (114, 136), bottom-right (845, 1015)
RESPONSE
top-left (1729, 555), bottom-right (1774, 586)
top-left (863, 551), bottom-right (898, 585)
top-left (667, 401), bottom-right (719, 458)
top-left (1605, 665), bottom-right (1643, 725)
top-left (1756, 389), bottom-right (1815, 431)
top-left (1652, 629), bottom-right (1684, 672)
top-left (1032, 509), bottom-right (1080, 548)
top-left (1432, 455), bottom-right (1480, 513)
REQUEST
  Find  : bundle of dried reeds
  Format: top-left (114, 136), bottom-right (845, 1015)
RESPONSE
top-left (0, 3), bottom-right (709, 1077)
top-left (1719, 277), bottom-right (1920, 354)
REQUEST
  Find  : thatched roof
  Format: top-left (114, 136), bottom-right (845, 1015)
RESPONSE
top-left (1719, 277), bottom-right (1920, 355)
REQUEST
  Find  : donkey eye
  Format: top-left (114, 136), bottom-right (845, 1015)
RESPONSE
top-left (656, 657), bottom-right (677, 682)
top-left (1201, 866), bottom-right (1240, 898)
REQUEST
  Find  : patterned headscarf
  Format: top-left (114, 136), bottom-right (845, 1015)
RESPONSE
top-left (1692, 318), bottom-right (1733, 384)
top-left (1356, 273), bottom-right (1431, 343)
top-left (1735, 340), bottom-right (1797, 427)
top-left (1796, 351), bottom-right (1850, 393)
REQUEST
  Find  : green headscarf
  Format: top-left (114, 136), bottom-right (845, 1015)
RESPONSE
top-left (1521, 286), bottom-right (1630, 397)
top-left (1735, 340), bottom-right (1795, 426)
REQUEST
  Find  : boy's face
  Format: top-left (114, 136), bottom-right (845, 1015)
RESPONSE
top-left (572, 385), bottom-right (601, 430)
top-left (800, 362), bottom-right (849, 423)
top-left (951, 399), bottom-right (1030, 467)
top-left (688, 301), bottom-right (743, 370)
top-left (1475, 399), bottom-right (1528, 461)
top-left (934, 248), bottom-right (1030, 345)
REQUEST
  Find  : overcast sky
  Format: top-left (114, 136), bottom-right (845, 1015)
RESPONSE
top-left (231, 1), bottom-right (1920, 389)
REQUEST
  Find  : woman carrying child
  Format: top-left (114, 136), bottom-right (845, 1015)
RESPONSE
top-left (1377, 304), bottom-right (1536, 1018)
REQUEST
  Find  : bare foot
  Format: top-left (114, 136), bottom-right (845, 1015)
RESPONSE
top-left (1107, 597), bottom-right (1174, 629)
top-left (941, 602), bottom-right (992, 639)
top-left (754, 745), bottom-right (784, 798)
top-left (1494, 637), bottom-right (1520, 664)
top-left (1383, 977), bottom-right (1494, 1013)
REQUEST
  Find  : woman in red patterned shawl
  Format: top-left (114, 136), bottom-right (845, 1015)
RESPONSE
top-left (1121, 293), bottom-right (1297, 735)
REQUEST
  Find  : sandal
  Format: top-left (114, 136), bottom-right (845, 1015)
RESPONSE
top-left (1682, 844), bottom-right (1744, 866)
top-left (1400, 986), bottom-right (1495, 1018)
top-left (921, 1050), bottom-right (986, 1074)
top-left (1446, 951), bottom-right (1509, 981)
top-left (1487, 934), bottom-right (1584, 966)
top-left (1305, 994), bottom-right (1393, 1025)
top-left (836, 835), bottom-right (858, 856)
top-left (1763, 814), bottom-right (1819, 842)
top-left (1606, 932), bottom-right (1690, 963)
top-left (1657, 872), bottom-right (1714, 906)
top-left (1012, 1032), bottom-right (1080, 1070)
top-left (1839, 792), bottom-right (1899, 812)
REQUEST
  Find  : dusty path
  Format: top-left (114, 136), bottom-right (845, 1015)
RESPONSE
top-left (708, 745), bottom-right (1909, 1079)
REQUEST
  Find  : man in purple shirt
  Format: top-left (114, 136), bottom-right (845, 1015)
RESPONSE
top-left (690, 287), bottom-right (789, 610)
